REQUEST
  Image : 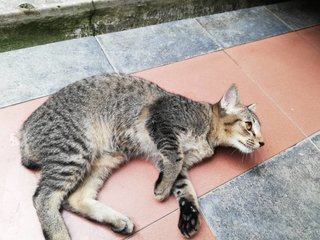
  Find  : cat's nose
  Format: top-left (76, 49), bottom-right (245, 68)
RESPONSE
top-left (259, 142), bottom-right (265, 147)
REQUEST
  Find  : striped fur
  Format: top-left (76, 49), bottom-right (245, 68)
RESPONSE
top-left (20, 74), bottom-right (263, 239)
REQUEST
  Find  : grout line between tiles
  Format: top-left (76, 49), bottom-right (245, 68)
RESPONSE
top-left (194, 18), bottom-right (223, 50)
top-left (194, 7), bottom-right (296, 52)
top-left (124, 208), bottom-right (179, 239)
top-left (307, 131), bottom-right (320, 152)
top-left (222, 49), bottom-right (308, 138)
top-left (308, 139), bottom-right (320, 152)
top-left (94, 36), bottom-right (119, 74)
top-left (124, 202), bottom-right (217, 239)
top-left (0, 95), bottom-right (49, 110)
top-left (264, 6), bottom-right (295, 31)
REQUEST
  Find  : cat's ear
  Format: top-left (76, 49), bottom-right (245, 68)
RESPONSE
top-left (220, 84), bottom-right (239, 111)
top-left (248, 104), bottom-right (256, 112)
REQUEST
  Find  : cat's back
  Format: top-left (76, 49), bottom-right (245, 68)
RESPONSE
top-left (23, 74), bottom-right (167, 125)
top-left (50, 74), bottom-right (167, 113)
top-left (19, 74), bottom-right (168, 164)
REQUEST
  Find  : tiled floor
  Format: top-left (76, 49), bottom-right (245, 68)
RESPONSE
top-left (196, 6), bottom-right (290, 48)
top-left (266, 1), bottom-right (320, 30)
top-left (0, 2), bottom-right (320, 240)
top-left (0, 37), bottom-right (113, 108)
top-left (96, 19), bottom-right (220, 73)
top-left (200, 136), bottom-right (320, 240)
top-left (226, 31), bottom-right (320, 136)
top-left (1, 25), bottom-right (319, 239)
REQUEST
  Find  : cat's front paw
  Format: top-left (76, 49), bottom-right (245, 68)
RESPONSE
top-left (178, 198), bottom-right (200, 238)
top-left (154, 172), bottom-right (171, 201)
top-left (154, 185), bottom-right (171, 201)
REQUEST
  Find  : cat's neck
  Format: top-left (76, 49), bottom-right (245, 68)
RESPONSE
top-left (207, 103), bottom-right (225, 148)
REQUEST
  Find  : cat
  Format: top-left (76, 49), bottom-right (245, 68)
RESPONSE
top-left (20, 74), bottom-right (264, 240)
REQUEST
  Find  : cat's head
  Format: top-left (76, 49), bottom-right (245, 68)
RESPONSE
top-left (215, 84), bottom-right (264, 153)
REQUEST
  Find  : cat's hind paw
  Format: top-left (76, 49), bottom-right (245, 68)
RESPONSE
top-left (178, 198), bottom-right (200, 238)
top-left (111, 216), bottom-right (135, 235)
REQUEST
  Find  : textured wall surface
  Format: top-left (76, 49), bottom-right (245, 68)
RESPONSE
top-left (0, 0), bottom-right (287, 52)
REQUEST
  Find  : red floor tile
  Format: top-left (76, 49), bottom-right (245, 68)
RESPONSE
top-left (128, 210), bottom-right (216, 240)
top-left (0, 98), bottom-right (46, 240)
top-left (298, 26), bottom-right (320, 52)
top-left (226, 32), bottom-right (320, 136)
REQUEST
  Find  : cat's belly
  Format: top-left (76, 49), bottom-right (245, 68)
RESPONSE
top-left (182, 136), bottom-right (214, 168)
top-left (183, 148), bottom-right (213, 168)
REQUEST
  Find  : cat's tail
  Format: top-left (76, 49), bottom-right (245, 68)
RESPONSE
top-left (21, 157), bottom-right (42, 170)
top-left (19, 131), bottom-right (42, 170)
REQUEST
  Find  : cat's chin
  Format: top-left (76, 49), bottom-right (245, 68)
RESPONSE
top-left (231, 139), bottom-right (254, 154)
top-left (239, 147), bottom-right (254, 154)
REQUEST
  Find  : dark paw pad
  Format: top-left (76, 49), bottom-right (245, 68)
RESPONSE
top-left (178, 198), bottom-right (200, 238)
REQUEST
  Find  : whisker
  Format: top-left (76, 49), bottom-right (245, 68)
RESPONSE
top-left (230, 148), bottom-right (237, 156)
top-left (246, 152), bottom-right (252, 161)
top-left (245, 152), bottom-right (253, 163)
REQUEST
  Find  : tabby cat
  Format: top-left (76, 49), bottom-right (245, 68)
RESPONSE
top-left (20, 74), bottom-right (264, 239)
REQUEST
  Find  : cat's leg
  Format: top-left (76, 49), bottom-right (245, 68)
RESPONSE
top-left (154, 156), bottom-right (183, 201)
top-left (64, 153), bottom-right (134, 235)
top-left (33, 154), bottom-right (90, 240)
top-left (172, 169), bottom-right (200, 238)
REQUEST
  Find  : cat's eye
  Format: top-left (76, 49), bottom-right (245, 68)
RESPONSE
top-left (245, 122), bottom-right (252, 131)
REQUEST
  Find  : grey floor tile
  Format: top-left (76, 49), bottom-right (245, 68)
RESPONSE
top-left (199, 140), bottom-right (320, 240)
top-left (267, 1), bottom-right (320, 30)
top-left (96, 19), bottom-right (220, 73)
top-left (310, 131), bottom-right (320, 149)
top-left (197, 6), bottom-right (291, 48)
top-left (0, 37), bottom-right (113, 108)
